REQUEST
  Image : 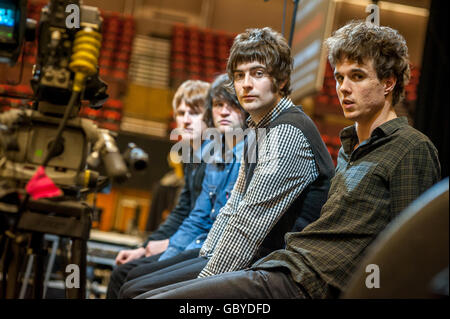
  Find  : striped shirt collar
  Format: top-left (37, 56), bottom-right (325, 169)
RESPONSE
top-left (246, 97), bottom-right (295, 128)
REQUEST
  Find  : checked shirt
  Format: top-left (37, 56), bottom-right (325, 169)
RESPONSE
top-left (198, 97), bottom-right (319, 277)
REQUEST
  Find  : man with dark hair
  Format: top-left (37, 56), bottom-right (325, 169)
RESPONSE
top-left (195, 27), bottom-right (334, 279)
top-left (133, 27), bottom-right (335, 298)
top-left (139, 22), bottom-right (440, 299)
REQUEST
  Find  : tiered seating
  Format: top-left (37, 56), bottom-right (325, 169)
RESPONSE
top-left (320, 134), bottom-right (341, 167)
top-left (21, 1), bottom-right (44, 65)
top-left (99, 12), bottom-right (135, 80)
top-left (405, 66), bottom-right (420, 102)
top-left (0, 84), bottom-right (33, 112)
top-left (128, 35), bottom-right (171, 88)
top-left (170, 24), bottom-right (236, 88)
top-left (314, 62), bottom-right (342, 116)
top-left (79, 98), bottom-right (123, 132)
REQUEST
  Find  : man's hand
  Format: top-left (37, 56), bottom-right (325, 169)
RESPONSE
top-left (145, 239), bottom-right (169, 257)
top-left (115, 247), bottom-right (146, 265)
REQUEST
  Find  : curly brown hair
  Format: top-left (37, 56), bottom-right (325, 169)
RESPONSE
top-left (325, 20), bottom-right (410, 106)
top-left (226, 27), bottom-right (293, 97)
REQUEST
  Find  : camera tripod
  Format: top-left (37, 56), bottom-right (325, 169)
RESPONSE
top-left (0, 196), bottom-right (92, 299)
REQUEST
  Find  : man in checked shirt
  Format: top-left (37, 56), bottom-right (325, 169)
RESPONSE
top-left (137, 22), bottom-right (441, 299)
top-left (130, 27), bottom-right (335, 298)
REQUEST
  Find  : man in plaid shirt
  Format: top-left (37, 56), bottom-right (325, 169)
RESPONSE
top-left (139, 21), bottom-right (441, 299)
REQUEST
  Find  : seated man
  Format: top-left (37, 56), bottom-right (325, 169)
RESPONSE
top-left (127, 27), bottom-right (335, 298)
top-left (106, 79), bottom-right (211, 299)
top-left (138, 21), bottom-right (441, 299)
top-left (158, 74), bottom-right (247, 261)
top-left (115, 74), bottom-right (248, 298)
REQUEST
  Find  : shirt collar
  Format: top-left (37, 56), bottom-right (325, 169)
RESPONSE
top-left (192, 140), bottom-right (211, 163)
top-left (372, 116), bottom-right (409, 137)
top-left (203, 137), bottom-right (245, 164)
top-left (246, 97), bottom-right (295, 128)
top-left (340, 116), bottom-right (409, 154)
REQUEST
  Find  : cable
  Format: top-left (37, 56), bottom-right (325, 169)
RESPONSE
top-left (282, 0), bottom-right (287, 37)
top-left (6, 47), bottom-right (26, 86)
top-left (289, 0), bottom-right (301, 48)
top-left (42, 90), bottom-right (80, 167)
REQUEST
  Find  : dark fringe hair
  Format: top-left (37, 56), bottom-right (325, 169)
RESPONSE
top-left (203, 73), bottom-right (249, 128)
top-left (226, 27), bottom-right (293, 97)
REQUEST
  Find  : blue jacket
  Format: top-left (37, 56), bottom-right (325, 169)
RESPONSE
top-left (158, 138), bottom-right (244, 261)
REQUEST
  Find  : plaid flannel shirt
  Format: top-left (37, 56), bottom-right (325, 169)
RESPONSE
top-left (252, 117), bottom-right (441, 298)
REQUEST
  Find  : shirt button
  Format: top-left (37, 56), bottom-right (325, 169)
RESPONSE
top-left (196, 240), bottom-right (201, 244)
top-left (349, 161), bottom-right (353, 166)
top-left (211, 209), bottom-right (215, 213)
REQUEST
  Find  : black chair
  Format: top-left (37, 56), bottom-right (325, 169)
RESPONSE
top-left (342, 178), bottom-right (449, 298)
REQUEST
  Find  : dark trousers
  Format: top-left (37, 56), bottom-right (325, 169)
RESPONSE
top-left (135, 268), bottom-right (307, 299)
top-left (106, 249), bottom-right (200, 299)
top-left (120, 256), bottom-right (208, 299)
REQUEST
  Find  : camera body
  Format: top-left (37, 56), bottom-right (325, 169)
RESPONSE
top-left (0, 0), bottom-right (146, 194)
top-left (0, 0), bottom-right (148, 299)
top-left (31, 0), bottom-right (107, 111)
top-left (0, 109), bottom-right (89, 189)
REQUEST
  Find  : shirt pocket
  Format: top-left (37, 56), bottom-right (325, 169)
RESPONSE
top-left (332, 161), bottom-right (384, 203)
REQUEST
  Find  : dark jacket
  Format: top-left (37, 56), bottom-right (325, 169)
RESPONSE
top-left (143, 161), bottom-right (206, 246)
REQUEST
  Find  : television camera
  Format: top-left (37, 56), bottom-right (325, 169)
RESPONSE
top-left (0, 0), bottom-right (148, 298)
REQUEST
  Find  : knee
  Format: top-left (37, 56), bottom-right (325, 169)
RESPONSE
top-left (126, 266), bottom-right (143, 282)
top-left (109, 265), bottom-right (124, 282)
top-left (118, 280), bottom-right (135, 299)
top-left (109, 263), bottom-right (133, 288)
